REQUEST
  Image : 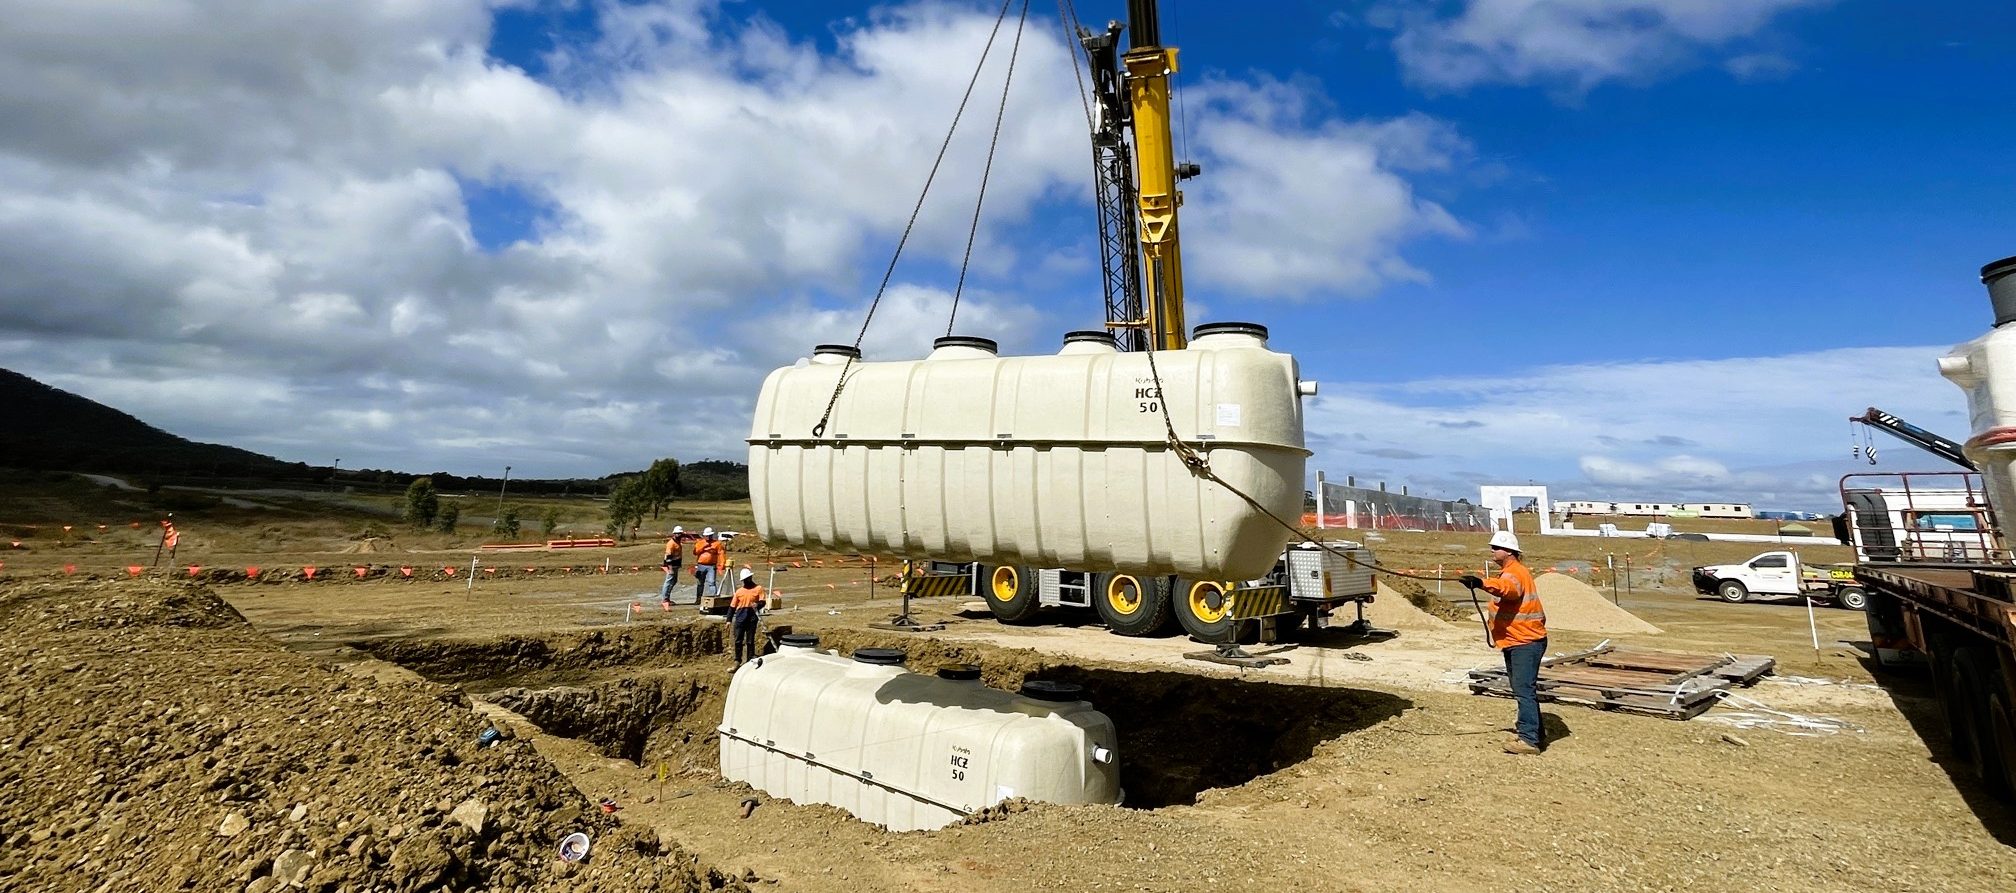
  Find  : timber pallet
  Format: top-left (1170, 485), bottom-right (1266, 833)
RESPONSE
top-left (1466, 644), bottom-right (1775, 720)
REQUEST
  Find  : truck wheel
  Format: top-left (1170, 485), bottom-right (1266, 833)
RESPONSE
top-left (1716, 580), bottom-right (1749, 603)
top-left (1987, 690), bottom-right (2016, 801)
top-left (1956, 649), bottom-right (2012, 798)
top-left (1091, 572), bottom-right (1172, 636)
top-left (981, 565), bottom-right (1041, 624)
top-left (1834, 586), bottom-right (1868, 612)
top-left (1173, 578), bottom-right (1256, 643)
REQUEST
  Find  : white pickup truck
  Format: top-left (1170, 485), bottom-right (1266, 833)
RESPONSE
top-left (1691, 550), bottom-right (1868, 610)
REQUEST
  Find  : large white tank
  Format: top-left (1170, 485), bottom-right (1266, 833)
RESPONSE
top-left (717, 636), bottom-right (1121, 831)
top-left (747, 323), bottom-right (1312, 579)
top-left (1941, 255), bottom-right (2016, 541)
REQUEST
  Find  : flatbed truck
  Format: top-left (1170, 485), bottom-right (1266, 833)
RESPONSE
top-left (1858, 562), bottom-right (2016, 797)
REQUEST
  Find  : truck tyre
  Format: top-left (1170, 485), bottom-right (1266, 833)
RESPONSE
top-left (1834, 586), bottom-right (1868, 612)
top-left (980, 565), bottom-right (1041, 624)
top-left (1091, 572), bottom-right (1172, 636)
top-left (1987, 690), bottom-right (2016, 801)
top-left (1173, 578), bottom-right (1256, 644)
top-left (1955, 649), bottom-right (2012, 798)
top-left (1716, 580), bottom-right (1749, 603)
top-left (1927, 630), bottom-right (1973, 765)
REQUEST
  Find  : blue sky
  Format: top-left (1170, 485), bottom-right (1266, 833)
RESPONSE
top-left (0, 0), bottom-right (2011, 511)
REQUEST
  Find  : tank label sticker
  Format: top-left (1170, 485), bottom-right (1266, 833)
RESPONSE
top-left (1217, 403), bottom-right (1242, 427)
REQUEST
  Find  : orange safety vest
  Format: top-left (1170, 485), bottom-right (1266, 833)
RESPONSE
top-left (693, 539), bottom-right (726, 571)
top-left (1481, 558), bottom-right (1545, 648)
top-left (663, 537), bottom-right (686, 562)
top-left (730, 584), bottom-right (766, 612)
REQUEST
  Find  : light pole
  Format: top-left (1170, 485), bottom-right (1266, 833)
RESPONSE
top-left (331, 458), bottom-right (340, 491)
top-left (496, 465), bottom-right (511, 519)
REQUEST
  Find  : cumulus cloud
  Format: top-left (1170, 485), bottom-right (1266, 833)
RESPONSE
top-left (0, 1), bottom-right (1480, 478)
top-left (1371, 0), bottom-right (1827, 94)
top-left (1306, 345), bottom-right (1959, 511)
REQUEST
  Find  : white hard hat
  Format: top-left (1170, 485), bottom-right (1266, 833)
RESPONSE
top-left (671, 525), bottom-right (683, 535)
top-left (703, 526), bottom-right (715, 537)
top-left (738, 567), bottom-right (755, 581)
top-left (1488, 531), bottom-right (1522, 553)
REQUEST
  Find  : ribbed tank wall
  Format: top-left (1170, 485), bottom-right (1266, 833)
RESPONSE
top-left (718, 648), bottom-right (1122, 832)
top-left (748, 341), bottom-right (1309, 579)
top-left (1941, 323), bottom-right (2016, 538)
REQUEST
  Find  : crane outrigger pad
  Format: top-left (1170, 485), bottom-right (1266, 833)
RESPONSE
top-left (1184, 642), bottom-right (1296, 668)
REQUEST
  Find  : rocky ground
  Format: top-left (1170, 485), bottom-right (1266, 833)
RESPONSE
top-left (5, 515), bottom-right (2016, 892)
top-left (0, 578), bottom-right (750, 893)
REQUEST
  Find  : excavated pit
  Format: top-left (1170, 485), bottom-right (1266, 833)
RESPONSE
top-left (369, 623), bottom-right (1411, 810)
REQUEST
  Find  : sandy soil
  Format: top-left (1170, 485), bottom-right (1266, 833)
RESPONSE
top-left (5, 516), bottom-right (2015, 892)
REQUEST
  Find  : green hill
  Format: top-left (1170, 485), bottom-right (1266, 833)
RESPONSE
top-left (0, 367), bottom-right (301, 478)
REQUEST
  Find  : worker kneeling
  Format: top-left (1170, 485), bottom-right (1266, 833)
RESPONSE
top-left (730, 568), bottom-right (768, 666)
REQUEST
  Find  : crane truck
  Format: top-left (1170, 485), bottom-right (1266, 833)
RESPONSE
top-left (947, 1), bottom-right (1381, 643)
top-left (1851, 255), bottom-right (2016, 801)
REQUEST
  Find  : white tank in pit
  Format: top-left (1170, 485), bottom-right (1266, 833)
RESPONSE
top-left (1941, 255), bottom-right (2016, 540)
top-left (718, 637), bottom-right (1121, 832)
top-left (746, 324), bottom-right (1312, 580)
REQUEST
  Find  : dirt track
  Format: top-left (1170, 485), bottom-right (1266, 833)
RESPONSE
top-left (5, 526), bottom-right (2016, 892)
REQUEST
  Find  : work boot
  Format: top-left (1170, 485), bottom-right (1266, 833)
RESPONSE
top-left (1502, 738), bottom-right (1541, 755)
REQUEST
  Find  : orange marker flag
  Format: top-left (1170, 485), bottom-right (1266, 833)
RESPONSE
top-left (354, 567), bottom-right (367, 578)
top-left (187, 566), bottom-right (201, 577)
top-left (126, 566), bottom-right (142, 576)
top-left (400, 567), bottom-right (414, 577)
top-left (303, 566), bottom-right (317, 579)
top-left (246, 567), bottom-right (260, 578)
top-left (63, 564), bottom-right (76, 575)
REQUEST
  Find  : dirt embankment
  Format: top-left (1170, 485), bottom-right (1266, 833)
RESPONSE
top-left (0, 579), bottom-right (750, 893)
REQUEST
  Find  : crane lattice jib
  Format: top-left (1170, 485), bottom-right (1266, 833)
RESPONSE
top-left (1081, 22), bottom-right (1147, 352)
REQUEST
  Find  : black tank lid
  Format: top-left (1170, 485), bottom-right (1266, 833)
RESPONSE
top-left (1191, 321), bottom-right (1269, 340)
top-left (935, 664), bottom-right (981, 681)
top-left (779, 633), bottom-right (820, 648)
top-left (932, 335), bottom-right (998, 353)
top-left (812, 344), bottom-right (861, 358)
top-left (853, 647), bottom-right (908, 666)
top-left (1981, 255), bottom-right (2016, 283)
top-left (1063, 330), bottom-right (1118, 346)
top-left (1018, 679), bottom-right (1085, 702)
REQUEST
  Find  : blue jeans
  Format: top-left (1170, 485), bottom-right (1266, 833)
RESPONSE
top-left (658, 565), bottom-right (681, 602)
top-left (1503, 638), bottom-right (1548, 747)
top-left (694, 565), bottom-right (717, 601)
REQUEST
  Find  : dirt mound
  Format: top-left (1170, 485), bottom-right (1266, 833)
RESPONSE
top-left (340, 537), bottom-right (390, 554)
top-left (0, 578), bottom-right (750, 893)
top-left (1379, 576), bottom-right (1478, 623)
top-left (1533, 572), bottom-right (1663, 635)
top-left (1368, 581), bottom-right (1456, 631)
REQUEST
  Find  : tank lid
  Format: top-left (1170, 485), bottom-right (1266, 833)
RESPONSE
top-left (932, 335), bottom-right (998, 353)
top-left (1984, 255), bottom-right (2016, 328)
top-left (779, 633), bottom-right (820, 649)
top-left (1192, 321), bottom-right (1269, 341)
top-left (935, 664), bottom-right (981, 681)
top-left (1017, 679), bottom-right (1085, 702)
top-left (812, 344), bottom-right (861, 358)
top-left (1063, 330), bottom-right (1117, 346)
top-left (853, 647), bottom-right (908, 666)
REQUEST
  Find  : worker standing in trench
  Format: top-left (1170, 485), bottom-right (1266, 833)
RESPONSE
top-left (1461, 531), bottom-right (1548, 755)
top-left (730, 567), bottom-right (767, 665)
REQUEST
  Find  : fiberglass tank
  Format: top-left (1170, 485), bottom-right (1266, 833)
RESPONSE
top-left (1940, 254), bottom-right (2016, 537)
top-left (747, 323), bottom-right (1312, 580)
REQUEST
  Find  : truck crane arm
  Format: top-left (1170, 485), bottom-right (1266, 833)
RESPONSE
top-left (1852, 406), bottom-right (1976, 472)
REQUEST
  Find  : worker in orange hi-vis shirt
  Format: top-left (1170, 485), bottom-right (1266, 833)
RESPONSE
top-left (728, 567), bottom-right (767, 665)
top-left (691, 527), bottom-right (728, 603)
top-left (658, 525), bottom-right (692, 607)
top-left (1460, 530), bottom-right (1547, 755)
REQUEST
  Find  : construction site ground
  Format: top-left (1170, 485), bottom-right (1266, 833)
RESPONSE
top-left (6, 498), bottom-right (2016, 892)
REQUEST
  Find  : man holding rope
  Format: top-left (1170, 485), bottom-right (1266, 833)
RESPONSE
top-left (1460, 531), bottom-right (1548, 755)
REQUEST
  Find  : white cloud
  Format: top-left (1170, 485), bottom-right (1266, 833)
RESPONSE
top-left (1183, 85), bottom-right (1470, 297)
top-left (1374, 0), bottom-right (1827, 93)
top-left (1306, 345), bottom-right (1962, 511)
top-left (0, 1), bottom-right (1480, 478)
